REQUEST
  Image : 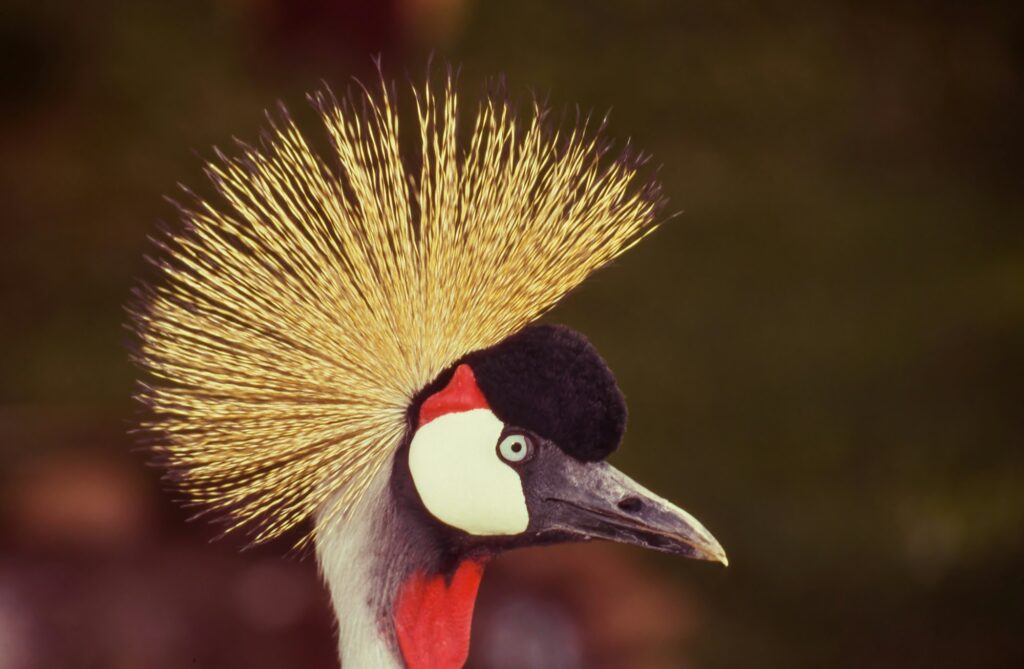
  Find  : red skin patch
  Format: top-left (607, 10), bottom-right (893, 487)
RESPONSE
top-left (394, 560), bottom-right (486, 669)
top-left (418, 364), bottom-right (491, 427)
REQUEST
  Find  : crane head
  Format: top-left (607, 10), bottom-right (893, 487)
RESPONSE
top-left (396, 324), bottom-right (726, 565)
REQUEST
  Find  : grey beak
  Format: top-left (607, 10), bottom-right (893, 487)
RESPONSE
top-left (528, 453), bottom-right (728, 565)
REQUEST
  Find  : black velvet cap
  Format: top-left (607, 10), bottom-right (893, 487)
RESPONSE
top-left (459, 324), bottom-right (627, 462)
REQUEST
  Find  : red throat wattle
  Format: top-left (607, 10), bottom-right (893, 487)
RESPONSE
top-left (394, 560), bottom-right (486, 669)
top-left (418, 364), bottom-right (491, 427)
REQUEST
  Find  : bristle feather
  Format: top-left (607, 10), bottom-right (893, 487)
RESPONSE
top-left (132, 73), bottom-right (663, 545)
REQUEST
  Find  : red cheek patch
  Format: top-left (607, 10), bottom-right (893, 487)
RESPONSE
top-left (418, 364), bottom-right (491, 427)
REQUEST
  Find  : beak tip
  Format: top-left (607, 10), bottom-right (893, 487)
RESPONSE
top-left (695, 536), bottom-right (728, 567)
top-left (704, 547), bottom-right (729, 567)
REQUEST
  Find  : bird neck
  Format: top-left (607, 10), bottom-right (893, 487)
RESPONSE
top-left (316, 459), bottom-right (486, 669)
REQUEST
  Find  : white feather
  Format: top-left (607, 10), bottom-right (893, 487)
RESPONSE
top-left (316, 465), bottom-right (403, 669)
top-left (409, 409), bottom-right (529, 536)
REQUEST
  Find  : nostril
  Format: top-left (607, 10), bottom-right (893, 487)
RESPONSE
top-left (617, 496), bottom-right (644, 514)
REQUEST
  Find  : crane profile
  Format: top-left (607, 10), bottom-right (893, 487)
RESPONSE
top-left (131, 71), bottom-right (727, 668)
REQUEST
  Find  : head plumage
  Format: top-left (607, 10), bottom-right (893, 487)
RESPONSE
top-left (129, 71), bottom-right (663, 545)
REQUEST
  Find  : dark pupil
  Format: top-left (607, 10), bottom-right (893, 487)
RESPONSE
top-left (510, 442), bottom-right (522, 453)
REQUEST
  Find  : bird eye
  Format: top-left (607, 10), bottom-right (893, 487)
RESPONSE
top-left (497, 433), bottom-right (533, 464)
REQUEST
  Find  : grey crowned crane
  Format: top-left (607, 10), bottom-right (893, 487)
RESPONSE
top-left (131, 73), bottom-right (727, 669)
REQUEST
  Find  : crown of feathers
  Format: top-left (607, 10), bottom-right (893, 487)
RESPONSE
top-left (129, 72), bottom-right (664, 545)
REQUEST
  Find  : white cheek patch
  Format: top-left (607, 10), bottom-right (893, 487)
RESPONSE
top-left (408, 409), bottom-right (529, 536)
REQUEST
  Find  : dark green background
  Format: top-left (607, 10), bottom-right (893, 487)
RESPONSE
top-left (2, 1), bottom-right (1022, 667)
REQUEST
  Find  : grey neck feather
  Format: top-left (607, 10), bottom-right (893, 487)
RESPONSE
top-left (315, 459), bottom-right (406, 669)
top-left (315, 449), bottom-right (460, 668)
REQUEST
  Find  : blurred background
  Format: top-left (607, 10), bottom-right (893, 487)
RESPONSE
top-left (2, 0), bottom-right (1022, 667)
